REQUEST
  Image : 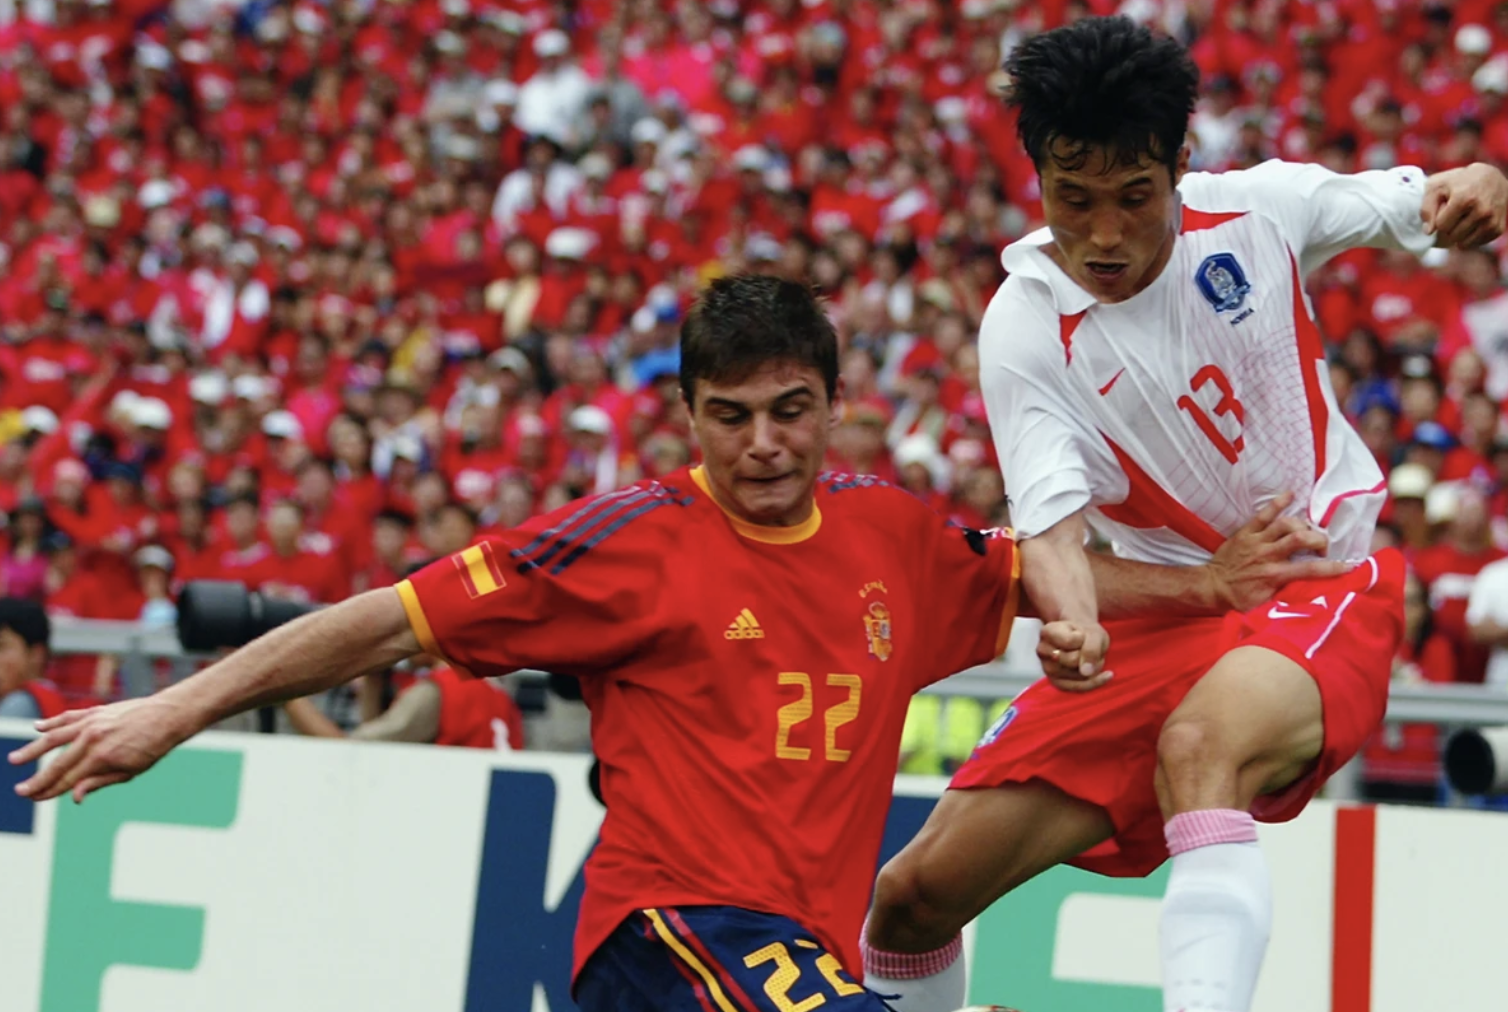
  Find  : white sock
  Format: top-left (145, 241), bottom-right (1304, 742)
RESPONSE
top-left (1160, 810), bottom-right (1272, 1012)
top-left (862, 930), bottom-right (967, 1012)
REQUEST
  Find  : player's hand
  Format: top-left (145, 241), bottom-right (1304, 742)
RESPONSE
top-left (1038, 620), bottom-right (1113, 692)
top-left (1207, 492), bottom-right (1353, 612)
top-left (1421, 163), bottom-right (1508, 249)
top-left (7, 696), bottom-right (196, 803)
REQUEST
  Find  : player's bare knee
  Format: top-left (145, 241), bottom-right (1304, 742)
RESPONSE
top-left (1157, 718), bottom-right (1237, 801)
top-left (1158, 718), bottom-right (1221, 773)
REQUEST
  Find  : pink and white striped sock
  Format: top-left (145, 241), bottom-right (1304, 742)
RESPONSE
top-left (861, 922), bottom-right (966, 1012)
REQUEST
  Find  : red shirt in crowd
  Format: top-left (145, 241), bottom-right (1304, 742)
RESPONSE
top-left (1362, 631), bottom-right (1457, 786)
top-left (1411, 542), bottom-right (1506, 684)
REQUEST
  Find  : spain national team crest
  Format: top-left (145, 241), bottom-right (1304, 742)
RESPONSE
top-left (1195, 252), bottom-right (1251, 313)
top-left (864, 601), bottom-right (893, 662)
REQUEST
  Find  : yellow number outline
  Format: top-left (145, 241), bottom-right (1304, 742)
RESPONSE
top-left (775, 672), bottom-right (813, 760)
top-left (743, 942), bottom-right (827, 1012)
top-left (816, 952), bottom-right (864, 997)
top-left (824, 674), bottom-right (862, 762)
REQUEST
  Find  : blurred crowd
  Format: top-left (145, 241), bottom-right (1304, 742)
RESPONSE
top-left (1, 0), bottom-right (1507, 783)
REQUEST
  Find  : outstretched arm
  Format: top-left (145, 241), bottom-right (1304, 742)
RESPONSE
top-left (1178, 160), bottom-right (1507, 275)
top-left (1088, 492), bottom-right (1353, 619)
top-left (9, 588), bottom-right (420, 803)
top-left (1025, 494), bottom-right (1353, 683)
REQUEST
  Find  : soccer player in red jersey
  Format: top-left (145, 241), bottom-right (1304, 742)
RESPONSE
top-left (10, 275), bottom-right (1033, 1012)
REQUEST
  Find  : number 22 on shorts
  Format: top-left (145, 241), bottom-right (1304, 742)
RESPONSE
top-left (775, 672), bottom-right (862, 761)
top-left (744, 939), bottom-right (865, 1011)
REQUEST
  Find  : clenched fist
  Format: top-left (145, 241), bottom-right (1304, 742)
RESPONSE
top-left (1037, 620), bottom-right (1113, 693)
top-left (1421, 163), bottom-right (1508, 250)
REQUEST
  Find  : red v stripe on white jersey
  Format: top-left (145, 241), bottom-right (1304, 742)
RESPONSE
top-left (1059, 311), bottom-right (1085, 366)
top-left (1180, 207), bottom-right (1248, 233)
top-left (1097, 436), bottom-right (1227, 554)
top-left (1289, 253), bottom-right (1330, 481)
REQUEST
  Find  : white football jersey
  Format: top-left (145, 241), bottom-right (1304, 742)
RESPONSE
top-left (981, 160), bottom-right (1434, 565)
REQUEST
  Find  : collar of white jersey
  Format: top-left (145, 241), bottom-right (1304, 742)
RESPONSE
top-left (999, 227), bottom-right (1100, 316)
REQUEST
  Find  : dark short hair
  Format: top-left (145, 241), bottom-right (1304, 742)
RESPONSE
top-left (679, 274), bottom-right (838, 407)
top-left (374, 508), bottom-right (414, 528)
top-left (295, 456), bottom-right (334, 478)
top-left (0, 597), bottom-right (50, 651)
top-left (225, 492), bottom-right (261, 512)
top-left (1004, 16), bottom-right (1199, 177)
top-left (436, 501), bottom-right (478, 526)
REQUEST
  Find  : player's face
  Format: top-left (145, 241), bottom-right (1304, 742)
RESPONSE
top-left (1039, 142), bottom-right (1187, 304)
top-left (0, 628), bottom-right (29, 696)
top-left (689, 361), bottom-right (838, 527)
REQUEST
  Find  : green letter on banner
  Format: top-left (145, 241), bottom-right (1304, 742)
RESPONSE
top-left (40, 748), bottom-right (242, 1012)
top-left (968, 864), bottom-right (1167, 1011)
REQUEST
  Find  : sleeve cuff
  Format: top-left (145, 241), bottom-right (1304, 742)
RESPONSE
top-left (395, 579), bottom-right (441, 657)
top-left (1011, 482), bottom-right (1092, 539)
top-left (992, 534), bottom-right (1024, 659)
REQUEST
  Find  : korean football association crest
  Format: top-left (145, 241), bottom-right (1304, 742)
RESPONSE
top-left (864, 601), bottom-right (893, 662)
top-left (1195, 252), bottom-right (1251, 313)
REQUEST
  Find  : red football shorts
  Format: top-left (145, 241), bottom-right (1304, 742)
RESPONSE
top-left (951, 548), bottom-right (1405, 878)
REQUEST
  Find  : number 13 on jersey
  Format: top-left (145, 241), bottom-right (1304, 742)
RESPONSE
top-left (775, 672), bottom-right (863, 762)
top-left (1177, 363), bottom-right (1246, 464)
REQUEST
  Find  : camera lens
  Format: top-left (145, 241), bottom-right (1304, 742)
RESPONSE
top-left (177, 580), bottom-right (322, 652)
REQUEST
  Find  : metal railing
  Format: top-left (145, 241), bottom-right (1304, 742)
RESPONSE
top-left (48, 616), bottom-right (1508, 727)
top-left (47, 616), bottom-right (1508, 806)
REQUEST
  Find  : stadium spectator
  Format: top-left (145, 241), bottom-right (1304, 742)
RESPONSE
top-left (131, 544), bottom-right (177, 629)
top-left (250, 498), bottom-right (345, 605)
top-left (282, 657), bottom-right (526, 751)
top-left (1467, 549), bottom-right (1508, 688)
top-left (1362, 569), bottom-right (1458, 803)
top-left (0, 597), bottom-right (64, 719)
top-left (1413, 483), bottom-right (1506, 683)
top-left (0, 496), bottom-right (49, 602)
top-left (1387, 462), bottom-right (1436, 551)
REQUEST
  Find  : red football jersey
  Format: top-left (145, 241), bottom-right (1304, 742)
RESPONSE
top-left (397, 466), bottom-right (1019, 983)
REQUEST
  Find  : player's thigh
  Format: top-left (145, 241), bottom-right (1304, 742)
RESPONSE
top-left (870, 780), bottom-right (1114, 948)
top-left (1157, 644), bottom-right (1324, 806)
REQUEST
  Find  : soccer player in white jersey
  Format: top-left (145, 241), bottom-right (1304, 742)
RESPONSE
top-left (860, 16), bottom-right (1508, 1012)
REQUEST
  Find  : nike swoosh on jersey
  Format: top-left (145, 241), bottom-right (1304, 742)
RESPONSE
top-left (1268, 606), bottom-right (1311, 619)
top-left (1098, 368), bottom-right (1126, 396)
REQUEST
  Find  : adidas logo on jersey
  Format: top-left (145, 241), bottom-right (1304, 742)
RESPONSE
top-left (725, 608), bottom-right (765, 640)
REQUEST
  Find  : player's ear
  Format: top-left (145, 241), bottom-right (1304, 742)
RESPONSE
top-left (1173, 144), bottom-right (1190, 186)
top-left (828, 376), bottom-right (846, 428)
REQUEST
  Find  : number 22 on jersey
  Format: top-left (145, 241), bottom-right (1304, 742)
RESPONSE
top-left (774, 672), bottom-right (863, 762)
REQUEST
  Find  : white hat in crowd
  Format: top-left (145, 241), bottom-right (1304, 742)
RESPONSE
top-left (20, 405), bottom-right (59, 435)
top-left (261, 410), bottom-right (305, 440)
top-left (568, 405), bottom-right (613, 436)
top-left (533, 28), bottom-right (570, 58)
top-left (190, 371), bottom-right (229, 405)
top-left (131, 397), bottom-right (173, 431)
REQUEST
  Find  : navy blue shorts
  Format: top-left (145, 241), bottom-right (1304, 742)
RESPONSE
top-left (575, 906), bottom-right (895, 1012)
